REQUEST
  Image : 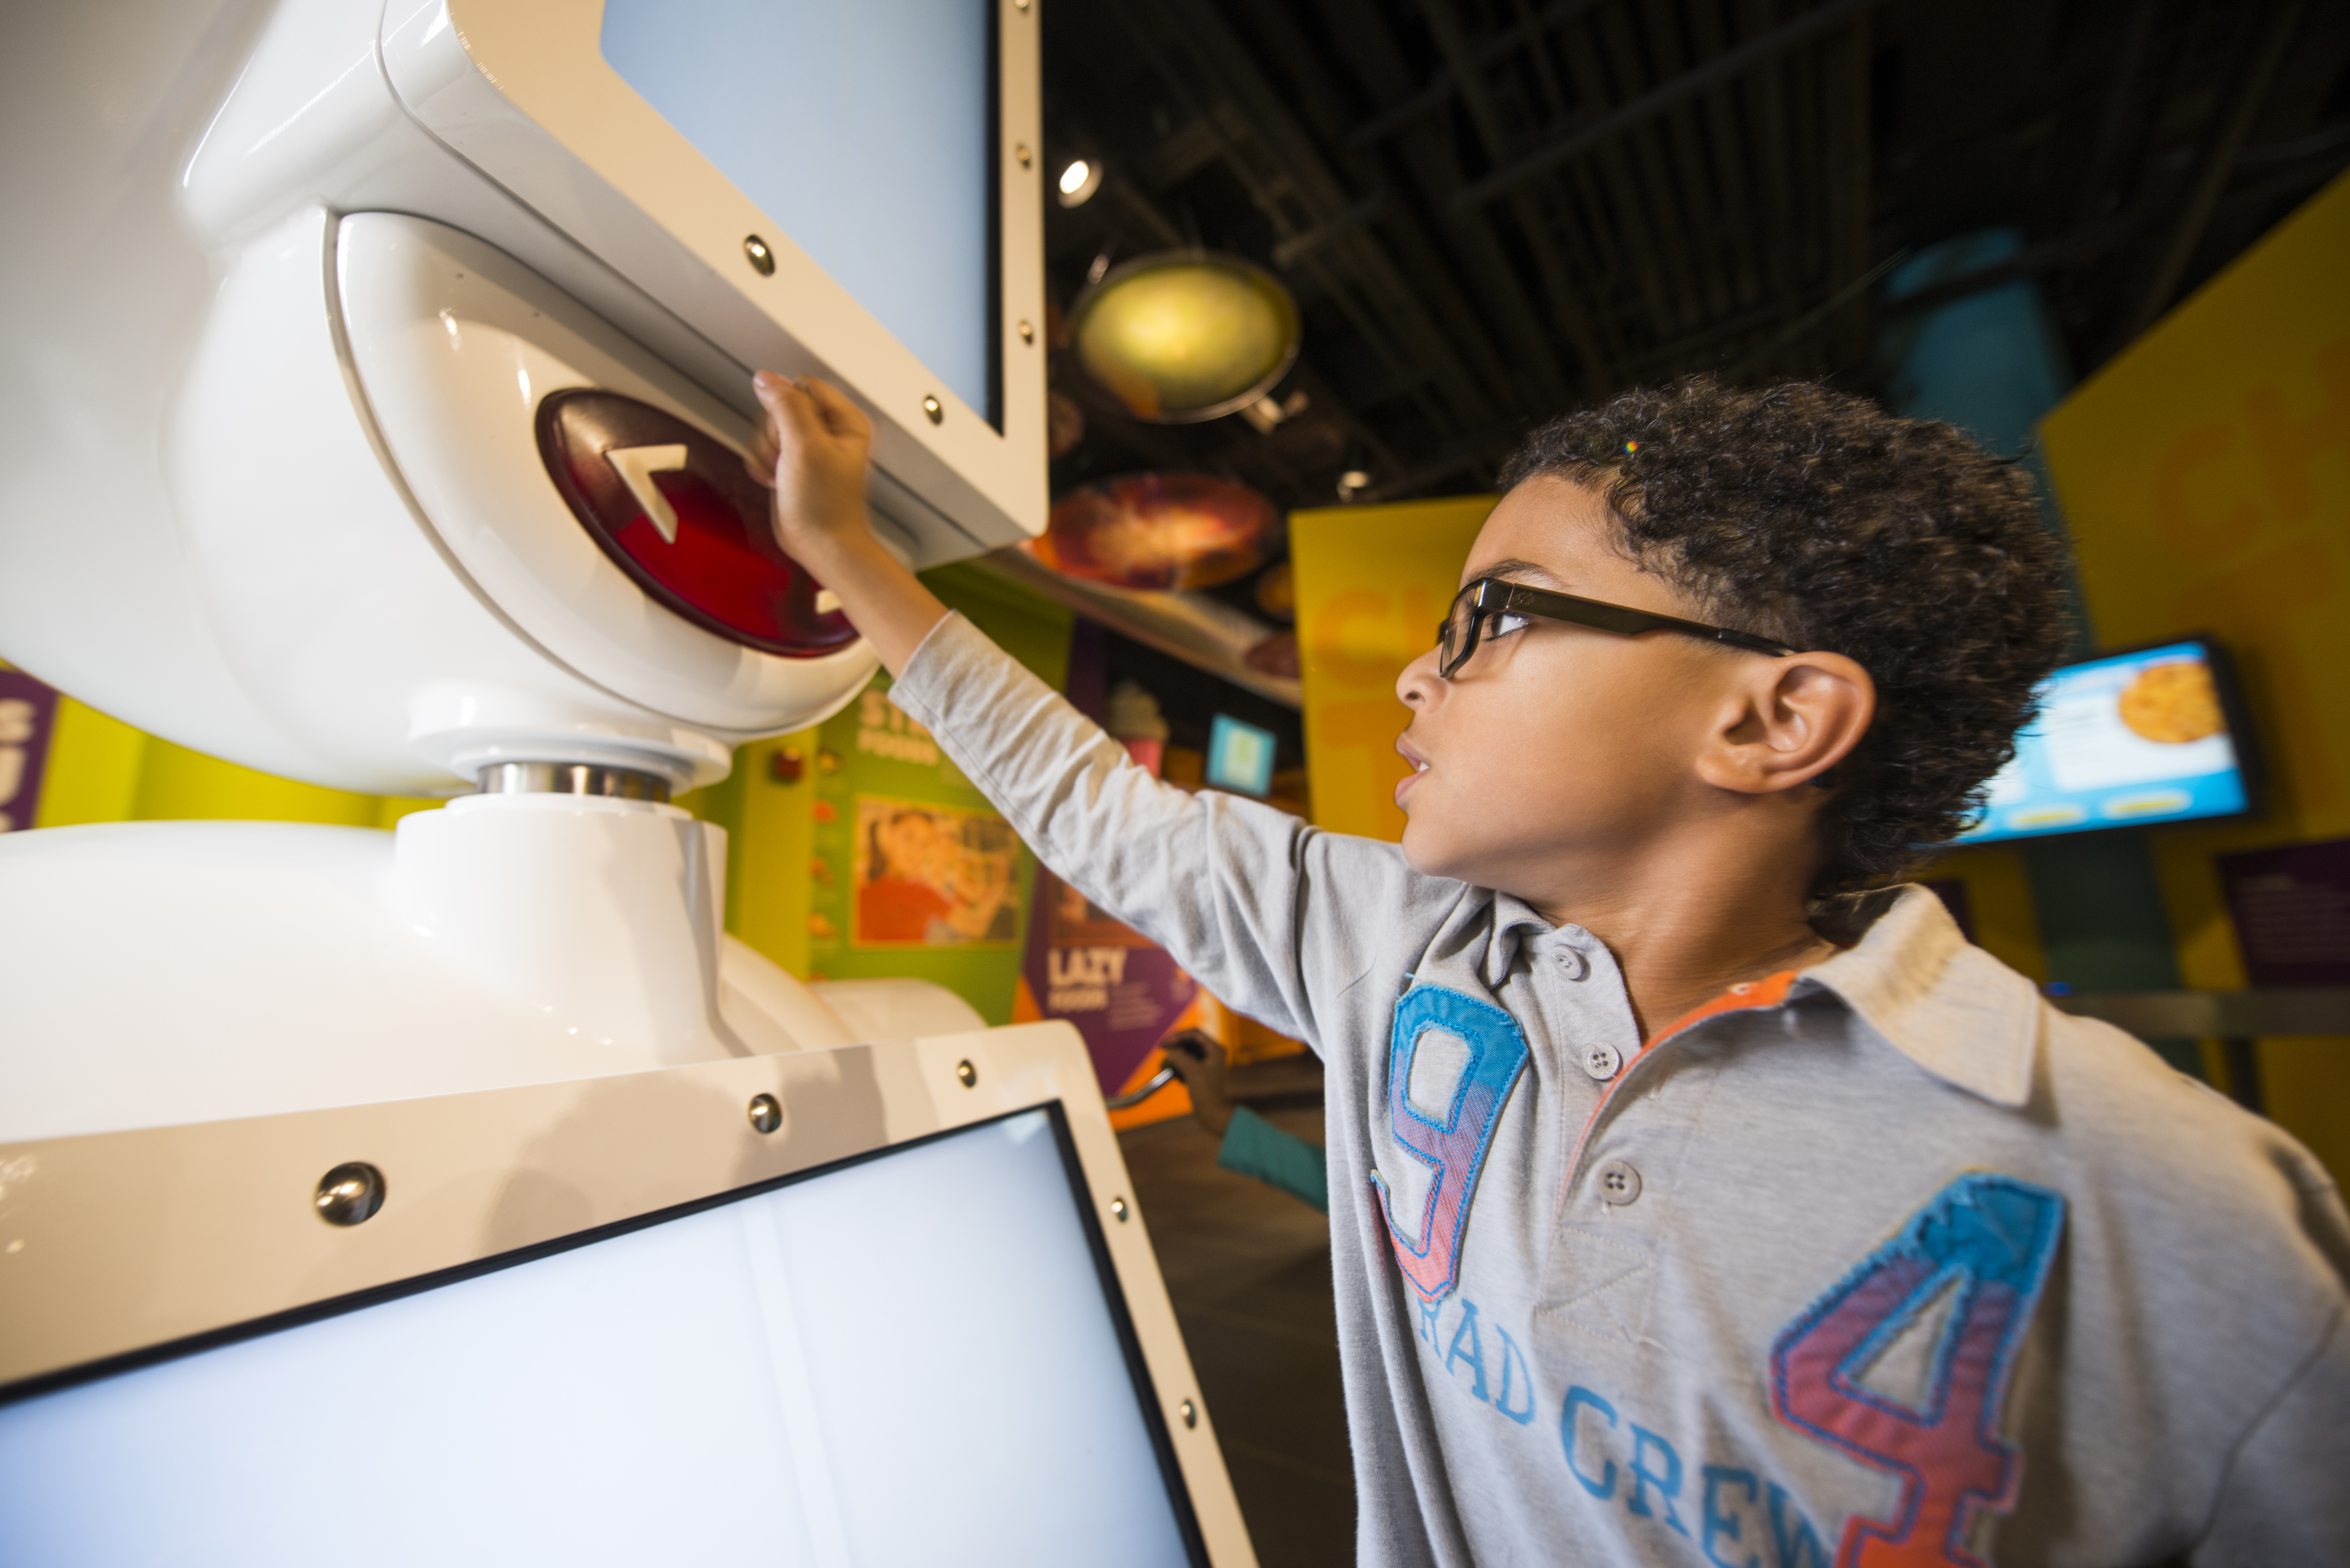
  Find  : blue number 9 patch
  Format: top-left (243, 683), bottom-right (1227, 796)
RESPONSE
top-left (1372, 984), bottom-right (1529, 1301)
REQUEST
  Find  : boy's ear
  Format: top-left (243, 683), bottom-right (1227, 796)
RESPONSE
top-left (1696, 650), bottom-right (1875, 796)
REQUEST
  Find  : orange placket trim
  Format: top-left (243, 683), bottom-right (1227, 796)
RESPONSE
top-left (1641, 968), bottom-right (1801, 1053)
top-left (1554, 968), bottom-right (1803, 1224)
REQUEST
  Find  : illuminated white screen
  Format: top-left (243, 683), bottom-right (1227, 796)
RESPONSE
top-left (0, 1111), bottom-right (1193, 1568)
top-left (602, 0), bottom-right (992, 421)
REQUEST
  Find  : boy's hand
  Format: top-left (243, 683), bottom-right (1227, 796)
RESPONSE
top-left (740, 370), bottom-right (949, 675)
top-left (746, 371), bottom-right (873, 562)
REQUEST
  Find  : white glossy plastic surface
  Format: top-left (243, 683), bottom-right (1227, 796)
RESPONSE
top-left (0, 810), bottom-right (926, 1143)
top-left (337, 213), bottom-right (879, 740)
top-left (0, 0), bottom-right (1035, 795)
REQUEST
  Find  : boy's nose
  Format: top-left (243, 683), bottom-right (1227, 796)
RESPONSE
top-left (1396, 645), bottom-right (1444, 708)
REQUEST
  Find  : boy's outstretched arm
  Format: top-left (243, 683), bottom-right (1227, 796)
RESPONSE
top-left (744, 372), bottom-right (949, 675)
top-left (746, 372), bottom-right (1429, 1051)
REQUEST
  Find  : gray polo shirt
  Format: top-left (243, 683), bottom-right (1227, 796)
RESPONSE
top-left (890, 612), bottom-right (2349, 1567)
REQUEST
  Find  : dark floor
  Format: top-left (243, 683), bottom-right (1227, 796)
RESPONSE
top-left (1118, 1104), bottom-right (1353, 1568)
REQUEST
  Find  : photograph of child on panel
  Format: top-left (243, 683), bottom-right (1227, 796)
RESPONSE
top-left (852, 795), bottom-right (1019, 948)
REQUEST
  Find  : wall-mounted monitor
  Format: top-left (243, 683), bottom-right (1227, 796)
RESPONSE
top-left (378, 0), bottom-right (1046, 559)
top-left (1954, 636), bottom-right (2258, 846)
top-left (1205, 714), bottom-right (1277, 797)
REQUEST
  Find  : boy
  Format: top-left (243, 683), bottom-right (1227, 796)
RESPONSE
top-left (748, 370), bottom-right (2347, 1566)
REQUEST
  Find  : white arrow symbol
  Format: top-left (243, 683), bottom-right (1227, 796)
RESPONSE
top-left (603, 443), bottom-right (690, 543)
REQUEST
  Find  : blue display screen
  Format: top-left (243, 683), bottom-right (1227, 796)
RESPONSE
top-left (1956, 640), bottom-right (2250, 845)
top-left (1206, 714), bottom-right (1276, 798)
top-left (602, 0), bottom-right (994, 422)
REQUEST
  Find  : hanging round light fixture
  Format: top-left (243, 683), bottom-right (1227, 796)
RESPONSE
top-left (1068, 252), bottom-right (1301, 424)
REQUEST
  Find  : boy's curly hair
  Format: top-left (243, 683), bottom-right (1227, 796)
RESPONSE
top-left (1497, 375), bottom-right (2073, 901)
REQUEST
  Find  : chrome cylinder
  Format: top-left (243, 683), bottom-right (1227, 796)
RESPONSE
top-left (474, 762), bottom-right (672, 803)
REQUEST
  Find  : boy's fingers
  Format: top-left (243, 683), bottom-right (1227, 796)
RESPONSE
top-left (800, 376), bottom-right (870, 441)
top-left (742, 444), bottom-right (775, 488)
top-left (763, 378), bottom-right (829, 453)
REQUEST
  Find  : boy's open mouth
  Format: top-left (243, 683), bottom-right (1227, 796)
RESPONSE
top-left (1395, 736), bottom-right (1430, 807)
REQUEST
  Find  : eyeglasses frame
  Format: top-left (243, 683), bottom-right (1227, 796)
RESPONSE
top-left (1437, 577), bottom-right (1797, 679)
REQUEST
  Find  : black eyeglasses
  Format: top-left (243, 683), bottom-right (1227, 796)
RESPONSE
top-left (1436, 577), bottom-right (1796, 679)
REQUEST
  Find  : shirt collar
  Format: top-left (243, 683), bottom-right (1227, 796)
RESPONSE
top-left (1795, 884), bottom-right (2041, 1107)
top-left (1484, 894), bottom-right (1572, 987)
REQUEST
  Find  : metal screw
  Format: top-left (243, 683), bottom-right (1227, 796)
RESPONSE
top-left (743, 234), bottom-right (776, 276)
top-left (1013, 0), bottom-right (1029, 10)
top-left (1110, 1196), bottom-right (1130, 1222)
top-left (314, 1163), bottom-right (386, 1227)
top-left (1179, 1399), bottom-right (1198, 1429)
top-left (956, 1059), bottom-right (978, 1088)
top-left (747, 1093), bottom-right (783, 1134)
top-left (922, 395), bottom-right (944, 425)
top-left (1014, 143), bottom-right (1032, 169)
top-left (1017, 319), bottom-right (1035, 345)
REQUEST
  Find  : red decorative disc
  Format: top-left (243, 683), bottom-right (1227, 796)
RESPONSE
top-left (535, 389), bottom-right (856, 658)
top-left (1030, 472), bottom-right (1281, 591)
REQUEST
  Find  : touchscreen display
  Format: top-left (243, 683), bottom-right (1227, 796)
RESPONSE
top-left (602, 0), bottom-right (994, 423)
top-left (0, 1111), bottom-right (1196, 1568)
top-left (1956, 639), bottom-right (2251, 845)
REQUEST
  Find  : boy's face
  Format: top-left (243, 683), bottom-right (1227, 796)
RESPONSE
top-left (1392, 475), bottom-right (1778, 893)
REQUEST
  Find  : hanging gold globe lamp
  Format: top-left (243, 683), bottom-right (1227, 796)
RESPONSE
top-left (1067, 251), bottom-right (1302, 424)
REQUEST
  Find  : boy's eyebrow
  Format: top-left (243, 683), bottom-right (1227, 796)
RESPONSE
top-left (1464, 557), bottom-right (1568, 588)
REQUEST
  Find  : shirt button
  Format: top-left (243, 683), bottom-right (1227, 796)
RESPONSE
top-left (1555, 947), bottom-right (1588, 980)
top-left (1581, 1041), bottom-right (1623, 1080)
top-left (1595, 1159), bottom-right (1642, 1206)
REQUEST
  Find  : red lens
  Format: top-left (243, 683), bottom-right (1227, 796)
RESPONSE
top-left (535, 389), bottom-right (856, 658)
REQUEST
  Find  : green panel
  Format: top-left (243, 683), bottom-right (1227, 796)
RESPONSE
top-left (797, 569), bottom-right (1073, 1022)
top-left (712, 729), bottom-right (820, 978)
top-left (921, 561), bottom-right (1075, 690)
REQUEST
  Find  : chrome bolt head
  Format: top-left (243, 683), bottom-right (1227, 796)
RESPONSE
top-left (314, 1163), bottom-right (385, 1227)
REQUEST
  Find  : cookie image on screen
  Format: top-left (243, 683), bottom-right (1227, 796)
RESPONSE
top-left (2117, 660), bottom-right (2222, 744)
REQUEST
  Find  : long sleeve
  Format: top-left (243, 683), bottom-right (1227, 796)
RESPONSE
top-left (887, 613), bottom-right (1447, 1053)
top-left (2190, 1303), bottom-right (2350, 1565)
top-left (1217, 1105), bottom-right (1330, 1213)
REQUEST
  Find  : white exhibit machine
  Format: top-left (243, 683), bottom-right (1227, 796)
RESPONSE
top-left (0, 1), bottom-right (1253, 1562)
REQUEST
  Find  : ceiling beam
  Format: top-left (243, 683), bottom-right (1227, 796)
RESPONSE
top-left (1451, 0), bottom-right (1884, 212)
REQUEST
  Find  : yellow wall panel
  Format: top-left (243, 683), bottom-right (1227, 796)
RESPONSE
top-left (1290, 496), bottom-right (1497, 840)
top-left (2039, 168), bottom-right (2350, 1178)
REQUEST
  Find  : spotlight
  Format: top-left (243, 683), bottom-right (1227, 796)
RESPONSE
top-left (1337, 469), bottom-right (1372, 500)
top-left (1056, 157), bottom-right (1102, 208)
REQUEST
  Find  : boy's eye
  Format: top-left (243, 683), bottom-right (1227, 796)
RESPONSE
top-left (1487, 612), bottom-right (1530, 639)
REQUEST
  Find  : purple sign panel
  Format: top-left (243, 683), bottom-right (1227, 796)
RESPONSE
top-left (1019, 867), bottom-right (1197, 1097)
top-left (2217, 838), bottom-right (2350, 988)
top-left (0, 671), bottom-right (62, 836)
